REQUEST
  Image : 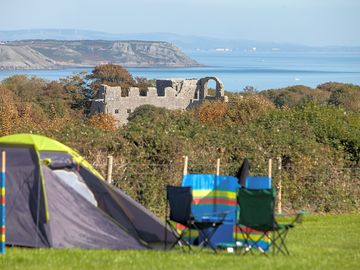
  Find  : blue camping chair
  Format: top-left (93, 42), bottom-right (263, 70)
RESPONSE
top-left (164, 185), bottom-right (226, 253)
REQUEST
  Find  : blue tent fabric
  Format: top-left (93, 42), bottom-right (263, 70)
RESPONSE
top-left (182, 174), bottom-right (238, 220)
top-left (180, 174), bottom-right (272, 250)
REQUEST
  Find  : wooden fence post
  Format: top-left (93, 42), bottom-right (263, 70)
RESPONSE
top-left (216, 158), bottom-right (221, 176)
top-left (183, 156), bottom-right (188, 175)
top-left (268, 158), bottom-right (272, 178)
top-left (106, 155), bottom-right (113, 184)
top-left (277, 157), bottom-right (282, 214)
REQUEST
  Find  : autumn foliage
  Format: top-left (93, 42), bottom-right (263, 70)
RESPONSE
top-left (193, 93), bottom-right (274, 127)
top-left (89, 113), bottom-right (118, 131)
top-left (0, 85), bottom-right (19, 135)
top-left (194, 100), bottom-right (228, 127)
top-left (87, 64), bottom-right (135, 96)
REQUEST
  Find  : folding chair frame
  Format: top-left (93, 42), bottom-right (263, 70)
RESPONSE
top-left (165, 218), bottom-right (224, 253)
top-left (164, 219), bottom-right (192, 252)
top-left (164, 185), bottom-right (226, 253)
top-left (236, 188), bottom-right (303, 256)
top-left (194, 221), bottom-right (224, 253)
top-left (236, 226), bottom-right (271, 256)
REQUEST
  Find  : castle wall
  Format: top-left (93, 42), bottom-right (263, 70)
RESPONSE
top-left (94, 84), bottom-right (192, 125)
top-left (90, 78), bottom-right (227, 125)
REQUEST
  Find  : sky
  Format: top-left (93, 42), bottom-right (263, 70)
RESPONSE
top-left (1, 0), bottom-right (359, 46)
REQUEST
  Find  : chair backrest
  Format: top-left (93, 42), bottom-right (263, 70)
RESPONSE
top-left (166, 186), bottom-right (192, 226)
top-left (237, 188), bottom-right (276, 229)
top-left (245, 176), bottom-right (272, 189)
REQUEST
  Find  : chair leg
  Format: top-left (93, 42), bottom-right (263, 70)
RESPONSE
top-left (272, 231), bottom-right (275, 256)
top-left (165, 220), bottom-right (192, 251)
top-left (238, 226), bottom-right (251, 255)
top-left (281, 230), bottom-right (290, 255)
top-left (197, 228), bottom-right (218, 253)
top-left (273, 228), bottom-right (290, 255)
top-left (174, 232), bottom-right (192, 251)
top-left (250, 232), bottom-right (269, 256)
top-left (238, 227), bottom-right (270, 256)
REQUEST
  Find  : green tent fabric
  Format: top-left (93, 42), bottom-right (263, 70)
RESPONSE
top-left (0, 134), bottom-right (103, 222)
top-left (0, 133), bottom-right (103, 180)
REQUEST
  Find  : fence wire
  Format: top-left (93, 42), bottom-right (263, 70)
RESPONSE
top-left (89, 158), bottom-right (360, 216)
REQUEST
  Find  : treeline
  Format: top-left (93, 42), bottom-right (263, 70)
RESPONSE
top-left (1, 65), bottom-right (360, 215)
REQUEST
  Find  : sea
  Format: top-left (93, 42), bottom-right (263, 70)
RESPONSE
top-left (0, 51), bottom-right (359, 91)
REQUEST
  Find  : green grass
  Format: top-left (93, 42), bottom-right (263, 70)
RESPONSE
top-left (1, 214), bottom-right (360, 270)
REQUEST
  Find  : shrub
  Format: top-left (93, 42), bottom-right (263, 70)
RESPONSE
top-left (89, 113), bottom-right (118, 131)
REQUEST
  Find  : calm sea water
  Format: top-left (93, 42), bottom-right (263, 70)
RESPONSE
top-left (0, 51), bottom-right (359, 91)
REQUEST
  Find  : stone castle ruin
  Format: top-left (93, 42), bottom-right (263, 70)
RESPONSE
top-left (90, 77), bottom-right (228, 125)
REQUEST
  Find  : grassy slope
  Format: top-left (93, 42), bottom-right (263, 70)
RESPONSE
top-left (1, 214), bottom-right (359, 270)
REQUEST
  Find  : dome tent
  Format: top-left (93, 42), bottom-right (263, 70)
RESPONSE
top-left (0, 134), bottom-right (174, 249)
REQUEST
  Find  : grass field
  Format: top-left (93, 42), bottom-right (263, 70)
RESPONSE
top-left (1, 214), bottom-right (360, 270)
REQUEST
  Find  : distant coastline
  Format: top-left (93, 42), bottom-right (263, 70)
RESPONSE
top-left (0, 64), bottom-right (206, 71)
top-left (0, 39), bottom-right (202, 70)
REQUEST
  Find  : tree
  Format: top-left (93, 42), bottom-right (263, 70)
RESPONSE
top-left (243, 85), bottom-right (257, 93)
top-left (135, 77), bottom-right (154, 96)
top-left (60, 71), bottom-right (90, 110)
top-left (262, 85), bottom-right (329, 108)
top-left (2, 75), bottom-right (47, 101)
top-left (319, 82), bottom-right (360, 112)
top-left (87, 64), bottom-right (135, 96)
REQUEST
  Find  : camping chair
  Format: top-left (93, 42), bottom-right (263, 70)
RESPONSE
top-left (164, 185), bottom-right (226, 253)
top-left (236, 188), bottom-right (303, 255)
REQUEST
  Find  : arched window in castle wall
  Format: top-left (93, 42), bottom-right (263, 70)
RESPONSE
top-left (197, 77), bottom-right (225, 100)
top-left (206, 79), bottom-right (217, 97)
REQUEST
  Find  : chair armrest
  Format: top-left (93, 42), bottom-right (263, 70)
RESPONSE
top-left (291, 212), bottom-right (304, 225)
top-left (276, 211), bottom-right (308, 225)
top-left (193, 209), bottom-right (235, 223)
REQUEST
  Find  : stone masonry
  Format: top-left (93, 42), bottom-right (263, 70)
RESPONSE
top-left (90, 77), bottom-right (228, 125)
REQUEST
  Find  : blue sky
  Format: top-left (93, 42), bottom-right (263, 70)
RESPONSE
top-left (1, 0), bottom-right (359, 46)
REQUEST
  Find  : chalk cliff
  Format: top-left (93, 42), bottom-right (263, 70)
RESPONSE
top-left (0, 40), bottom-right (201, 70)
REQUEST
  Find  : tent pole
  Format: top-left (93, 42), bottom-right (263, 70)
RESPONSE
top-left (1, 150), bottom-right (6, 255)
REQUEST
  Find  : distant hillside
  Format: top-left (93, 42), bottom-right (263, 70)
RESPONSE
top-left (1, 29), bottom-right (359, 52)
top-left (0, 40), bottom-right (201, 70)
top-left (0, 45), bottom-right (55, 69)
